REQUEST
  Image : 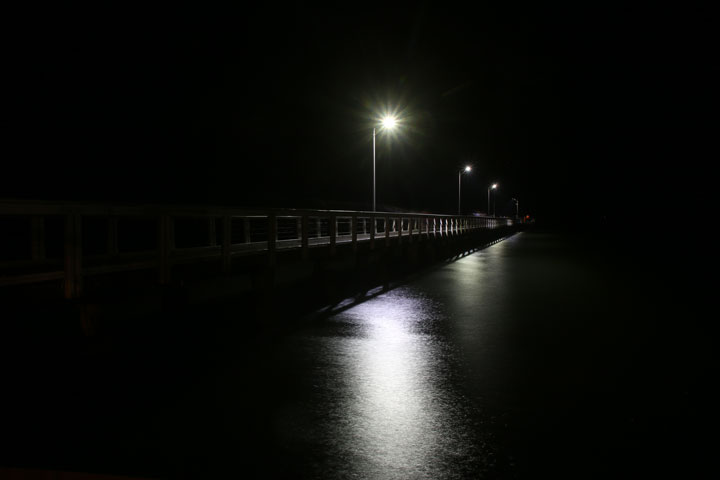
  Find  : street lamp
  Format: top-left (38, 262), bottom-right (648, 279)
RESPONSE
top-left (458, 166), bottom-right (472, 215)
top-left (373, 115), bottom-right (398, 212)
top-left (487, 183), bottom-right (498, 217)
top-left (511, 197), bottom-right (519, 219)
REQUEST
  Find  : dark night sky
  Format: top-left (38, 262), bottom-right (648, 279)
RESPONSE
top-left (1, 4), bottom-right (710, 223)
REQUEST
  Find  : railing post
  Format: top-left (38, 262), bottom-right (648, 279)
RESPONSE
top-left (351, 215), bottom-right (358, 252)
top-left (243, 218), bottom-right (252, 244)
top-left (329, 214), bottom-right (337, 256)
top-left (222, 216), bottom-right (232, 273)
top-left (369, 216), bottom-right (376, 250)
top-left (397, 217), bottom-right (403, 244)
top-left (301, 215), bottom-right (309, 259)
top-left (31, 216), bottom-right (45, 261)
top-left (64, 213), bottom-right (82, 299)
top-left (384, 216), bottom-right (390, 246)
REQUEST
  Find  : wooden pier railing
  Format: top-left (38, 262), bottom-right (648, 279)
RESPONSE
top-left (0, 200), bottom-right (514, 298)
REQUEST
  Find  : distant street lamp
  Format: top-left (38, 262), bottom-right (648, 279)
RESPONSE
top-left (512, 197), bottom-right (519, 219)
top-left (458, 166), bottom-right (472, 215)
top-left (487, 183), bottom-right (498, 217)
top-left (373, 116), bottom-right (398, 212)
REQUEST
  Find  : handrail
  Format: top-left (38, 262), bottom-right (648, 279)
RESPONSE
top-left (1, 199), bottom-right (514, 297)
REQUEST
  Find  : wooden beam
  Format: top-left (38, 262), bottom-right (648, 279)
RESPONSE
top-left (243, 218), bottom-right (251, 243)
top-left (384, 216), bottom-right (390, 246)
top-left (63, 214), bottom-right (82, 299)
top-left (351, 215), bottom-right (358, 252)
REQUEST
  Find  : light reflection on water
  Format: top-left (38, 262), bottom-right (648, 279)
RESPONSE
top-left (313, 288), bottom-right (490, 479)
top-left (216, 233), bottom-right (661, 478)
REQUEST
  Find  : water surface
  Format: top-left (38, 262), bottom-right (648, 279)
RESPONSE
top-left (2, 231), bottom-right (708, 478)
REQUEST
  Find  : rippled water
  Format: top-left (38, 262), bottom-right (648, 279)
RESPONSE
top-left (2, 231), bottom-right (706, 478)
top-left (206, 239), bottom-right (529, 478)
top-left (221, 232), bottom-right (704, 479)
top-left (295, 289), bottom-right (489, 479)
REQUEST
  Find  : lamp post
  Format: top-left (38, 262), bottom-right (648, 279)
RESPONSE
top-left (458, 166), bottom-right (472, 215)
top-left (373, 116), bottom-right (398, 212)
top-left (487, 183), bottom-right (498, 216)
top-left (512, 197), bottom-right (519, 219)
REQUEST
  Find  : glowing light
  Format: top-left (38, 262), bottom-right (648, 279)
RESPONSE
top-left (491, 183), bottom-right (498, 189)
top-left (464, 166), bottom-right (472, 172)
top-left (381, 116), bottom-right (398, 129)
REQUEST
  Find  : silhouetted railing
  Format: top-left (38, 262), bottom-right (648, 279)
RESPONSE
top-left (0, 200), bottom-right (514, 298)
